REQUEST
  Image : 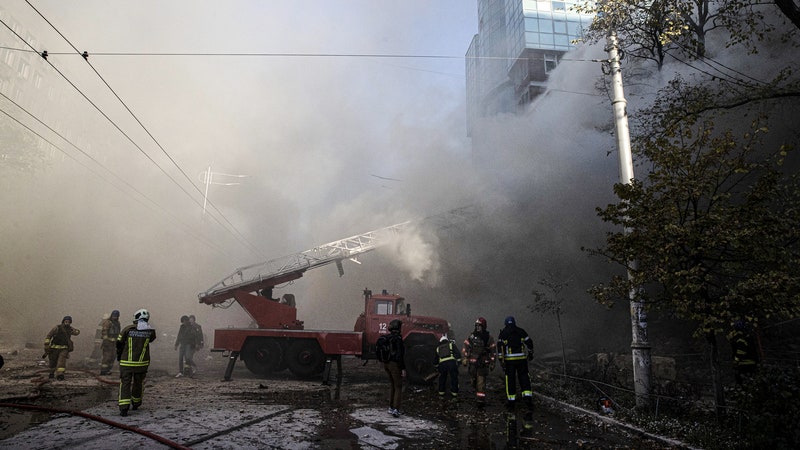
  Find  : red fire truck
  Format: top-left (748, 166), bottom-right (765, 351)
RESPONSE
top-left (198, 210), bottom-right (471, 383)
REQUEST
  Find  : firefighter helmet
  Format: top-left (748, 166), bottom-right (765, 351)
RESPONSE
top-left (134, 309), bottom-right (150, 322)
top-left (504, 316), bottom-right (516, 327)
top-left (440, 334), bottom-right (449, 342)
top-left (475, 317), bottom-right (487, 329)
top-left (388, 319), bottom-right (402, 331)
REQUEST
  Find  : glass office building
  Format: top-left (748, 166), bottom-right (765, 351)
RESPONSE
top-left (466, 0), bottom-right (593, 135)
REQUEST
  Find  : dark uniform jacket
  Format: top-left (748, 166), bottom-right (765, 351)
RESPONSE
top-left (117, 322), bottom-right (157, 369)
top-left (497, 325), bottom-right (533, 362)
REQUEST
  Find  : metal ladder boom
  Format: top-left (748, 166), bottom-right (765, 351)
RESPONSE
top-left (198, 206), bottom-right (474, 305)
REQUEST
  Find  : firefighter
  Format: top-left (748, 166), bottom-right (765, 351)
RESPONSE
top-left (462, 317), bottom-right (496, 405)
top-left (43, 316), bottom-right (80, 380)
top-left (434, 334), bottom-right (461, 400)
top-left (731, 319), bottom-right (760, 384)
top-left (383, 319), bottom-right (405, 417)
top-left (496, 315), bottom-right (534, 410)
top-left (99, 310), bottom-right (121, 375)
top-left (117, 309), bottom-right (157, 416)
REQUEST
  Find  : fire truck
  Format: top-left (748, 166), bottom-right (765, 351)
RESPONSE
top-left (198, 208), bottom-right (471, 383)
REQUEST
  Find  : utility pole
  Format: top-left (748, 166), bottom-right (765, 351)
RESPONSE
top-left (198, 165), bottom-right (248, 216)
top-left (606, 30), bottom-right (652, 409)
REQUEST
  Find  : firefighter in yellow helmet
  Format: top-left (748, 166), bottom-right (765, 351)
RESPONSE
top-left (116, 309), bottom-right (156, 416)
top-left (43, 316), bottom-right (80, 380)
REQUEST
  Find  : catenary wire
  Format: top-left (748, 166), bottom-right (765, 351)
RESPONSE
top-left (15, 4), bottom-right (266, 259)
top-left (0, 98), bottom-right (233, 259)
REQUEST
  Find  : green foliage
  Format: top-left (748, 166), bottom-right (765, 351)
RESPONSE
top-left (575, 0), bottom-right (798, 67)
top-left (728, 365), bottom-right (800, 449)
top-left (588, 77), bottom-right (800, 336)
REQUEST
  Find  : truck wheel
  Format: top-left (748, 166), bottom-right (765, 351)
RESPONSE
top-left (242, 338), bottom-right (283, 376)
top-left (405, 344), bottom-right (436, 385)
top-left (285, 340), bottom-right (325, 378)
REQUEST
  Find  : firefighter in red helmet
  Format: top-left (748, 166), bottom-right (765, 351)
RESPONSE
top-left (462, 317), bottom-right (496, 405)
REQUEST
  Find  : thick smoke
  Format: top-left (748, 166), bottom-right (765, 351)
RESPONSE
top-left (2, 2), bottom-right (795, 366)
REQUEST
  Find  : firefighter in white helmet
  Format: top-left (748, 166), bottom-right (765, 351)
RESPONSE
top-left (116, 309), bottom-right (156, 416)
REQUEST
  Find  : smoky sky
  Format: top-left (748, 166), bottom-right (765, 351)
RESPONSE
top-left (1, 2), bottom-right (797, 361)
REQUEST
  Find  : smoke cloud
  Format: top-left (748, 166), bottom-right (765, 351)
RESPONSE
top-left (2, 2), bottom-right (795, 365)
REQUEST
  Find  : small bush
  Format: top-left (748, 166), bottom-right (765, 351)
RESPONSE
top-left (727, 365), bottom-right (800, 449)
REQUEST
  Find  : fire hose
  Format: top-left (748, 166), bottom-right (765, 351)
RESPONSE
top-left (0, 402), bottom-right (191, 450)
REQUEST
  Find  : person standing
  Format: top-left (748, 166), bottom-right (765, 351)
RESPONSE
top-left (100, 310), bottom-right (121, 375)
top-left (434, 335), bottom-right (461, 400)
top-left (117, 309), bottom-right (156, 416)
top-left (189, 314), bottom-right (204, 373)
top-left (189, 315), bottom-right (204, 349)
top-left (174, 315), bottom-right (197, 377)
top-left (497, 316), bottom-right (535, 410)
top-left (462, 317), bottom-right (496, 405)
top-left (382, 319), bottom-right (405, 417)
top-left (731, 319), bottom-right (760, 384)
top-left (43, 316), bottom-right (80, 380)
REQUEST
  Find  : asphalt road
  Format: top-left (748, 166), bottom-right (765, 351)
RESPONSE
top-left (0, 347), bottom-right (681, 449)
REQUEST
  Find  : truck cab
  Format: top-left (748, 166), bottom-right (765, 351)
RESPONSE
top-left (355, 289), bottom-right (451, 383)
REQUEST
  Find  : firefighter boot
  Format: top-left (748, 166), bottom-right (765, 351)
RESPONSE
top-left (132, 402), bottom-right (141, 410)
top-left (119, 407), bottom-right (129, 417)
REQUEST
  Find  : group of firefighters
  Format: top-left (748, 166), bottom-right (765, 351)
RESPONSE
top-left (436, 315), bottom-right (535, 409)
top-left (43, 309), bottom-right (157, 416)
top-left (380, 315), bottom-right (536, 417)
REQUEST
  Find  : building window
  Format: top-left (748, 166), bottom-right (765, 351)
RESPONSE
top-left (3, 50), bottom-right (14, 67)
top-left (544, 54), bottom-right (558, 73)
top-left (19, 62), bottom-right (30, 79)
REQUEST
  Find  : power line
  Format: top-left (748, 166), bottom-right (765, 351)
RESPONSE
top-left (0, 98), bottom-right (232, 259)
top-left (7, 3), bottom-right (265, 259)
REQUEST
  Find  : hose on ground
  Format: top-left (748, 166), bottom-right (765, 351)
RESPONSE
top-left (0, 402), bottom-right (191, 450)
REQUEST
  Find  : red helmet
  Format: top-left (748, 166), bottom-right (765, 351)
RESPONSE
top-left (475, 317), bottom-right (487, 329)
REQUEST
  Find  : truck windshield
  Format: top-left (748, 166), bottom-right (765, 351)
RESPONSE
top-left (375, 301), bottom-right (393, 315)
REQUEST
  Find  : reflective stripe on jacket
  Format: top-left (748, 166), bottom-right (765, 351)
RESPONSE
top-left (497, 326), bottom-right (533, 361)
top-left (117, 324), bottom-right (157, 367)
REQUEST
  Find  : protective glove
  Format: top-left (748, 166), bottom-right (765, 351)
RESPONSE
top-left (461, 357), bottom-right (468, 367)
top-left (527, 350), bottom-right (534, 361)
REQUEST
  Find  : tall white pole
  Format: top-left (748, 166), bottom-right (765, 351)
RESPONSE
top-left (607, 30), bottom-right (652, 409)
top-left (202, 165), bottom-right (212, 216)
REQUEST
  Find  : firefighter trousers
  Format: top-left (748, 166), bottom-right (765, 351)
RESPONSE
top-left (119, 366), bottom-right (148, 409)
top-left (503, 359), bottom-right (532, 401)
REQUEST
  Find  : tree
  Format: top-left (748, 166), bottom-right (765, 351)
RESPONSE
top-left (587, 75), bottom-right (800, 415)
top-left (575, 0), bottom-right (798, 67)
top-left (528, 275), bottom-right (569, 380)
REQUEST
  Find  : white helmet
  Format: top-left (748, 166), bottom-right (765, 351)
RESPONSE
top-left (440, 335), bottom-right (449, 342)
top-left (134, 309), bottom-right (150, 322)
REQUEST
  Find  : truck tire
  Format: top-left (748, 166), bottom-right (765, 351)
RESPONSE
top-left (242, 338), bottom-right (283, 376)
top-left (285, 340), bottom-right (325, 378)
top-left (405, 344), bottom-right (436, 385)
